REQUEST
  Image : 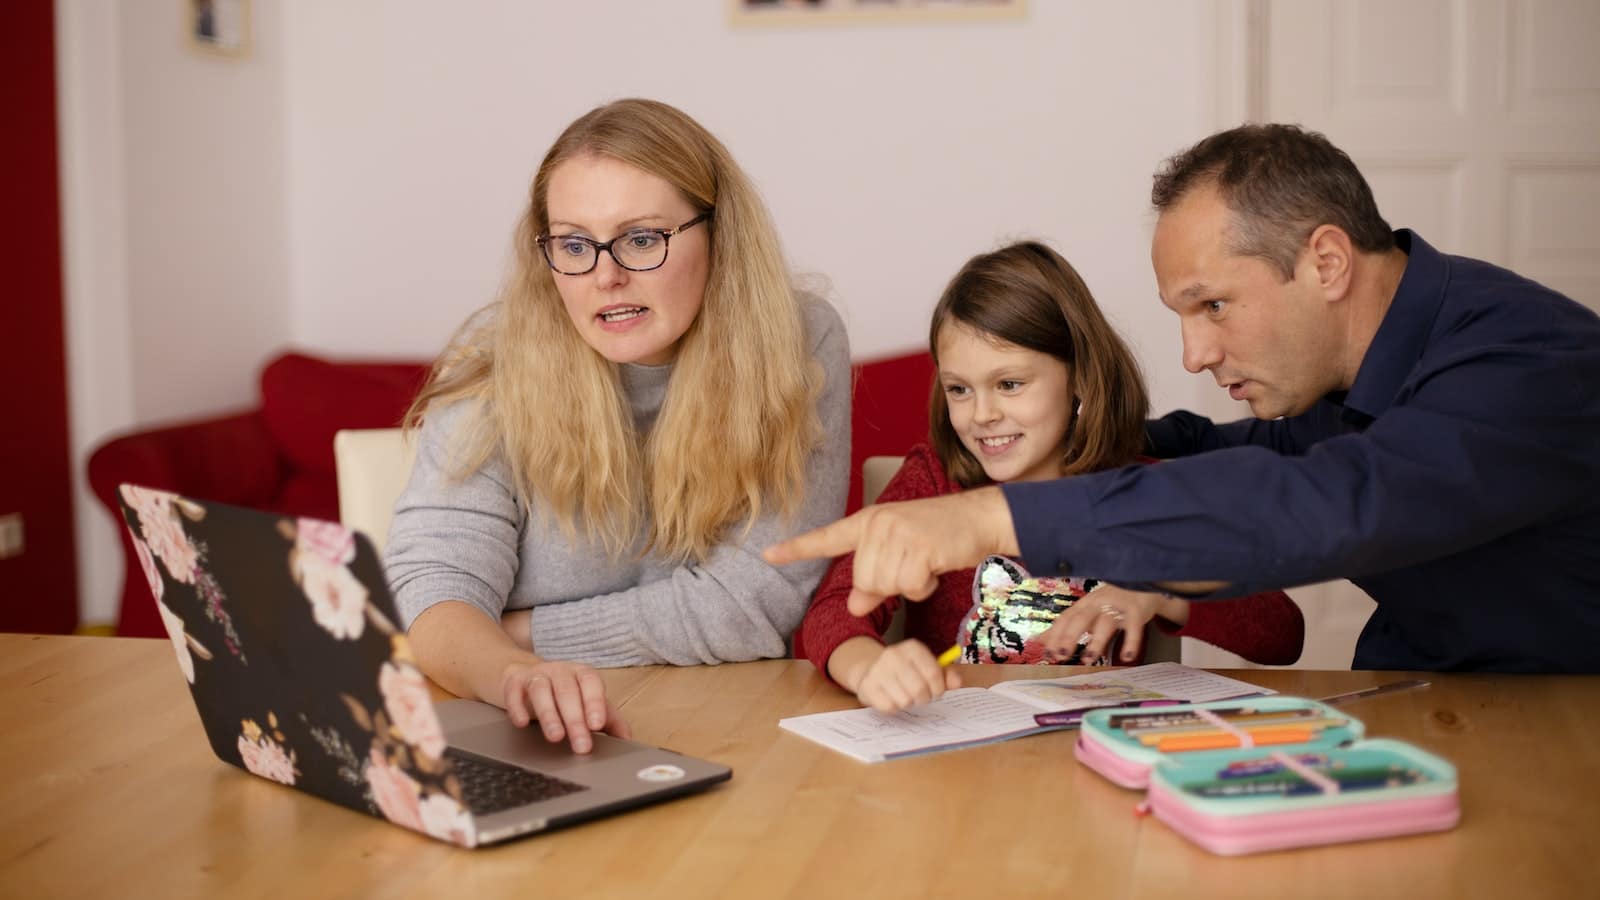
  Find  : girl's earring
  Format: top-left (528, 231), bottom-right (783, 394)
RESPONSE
top-left (1074, 398), bottom-right (1084, 418)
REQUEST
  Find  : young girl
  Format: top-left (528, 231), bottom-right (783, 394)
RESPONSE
top-left (794, 241), bottom-right (1302, 713)
top-left (386, 99), bottom-right (850, 751)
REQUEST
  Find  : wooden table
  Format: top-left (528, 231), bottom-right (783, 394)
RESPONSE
top-left (2, 635), bottom-right (1598, 899)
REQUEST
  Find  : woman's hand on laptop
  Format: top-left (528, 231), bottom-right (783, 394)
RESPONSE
top-left (500, 659), bottom-right (632, 754)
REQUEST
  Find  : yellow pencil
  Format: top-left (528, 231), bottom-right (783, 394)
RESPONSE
top-left (937, 645), bottom-right (962, 667)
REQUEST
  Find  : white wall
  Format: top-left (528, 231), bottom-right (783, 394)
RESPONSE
top-left (61, 0), bottom-right (1236, 624)
top-left (120, 0), bottom-right (291, 421)
top-left (58, 0), bottom-right (291, 624)
top-left (57, 1), bottom-right (135, 629)
top-left (282, 1), bottom-right (1227, 415)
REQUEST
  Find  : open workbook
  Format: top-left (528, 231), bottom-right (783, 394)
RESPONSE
top-left (779, 662), bottom-right (1272, 763)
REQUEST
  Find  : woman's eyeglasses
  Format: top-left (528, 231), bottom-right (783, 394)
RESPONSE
top-left (536, 213), bottom-right (710, 276)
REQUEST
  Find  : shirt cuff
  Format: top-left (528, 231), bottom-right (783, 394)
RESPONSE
top-left (530, 595), bottom-right (648, 668)
top-left (999, 476), bottom-right (1097, 578)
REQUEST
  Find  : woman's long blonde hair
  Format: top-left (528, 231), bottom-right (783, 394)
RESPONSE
top-left (406, 99), bottom-right (822, 562)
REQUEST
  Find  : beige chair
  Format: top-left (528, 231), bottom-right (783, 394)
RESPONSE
top-left (859, 456), bottom-right (907, 642)
top-left (333, 427), bottom-right (416, 553)
top-left (861, 455), bottom-right (904, 506)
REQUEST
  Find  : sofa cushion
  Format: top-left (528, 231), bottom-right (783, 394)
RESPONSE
top-left (260, 353), bottom-right (429, 476)
top-left (848, 350), bottom-right (935, 511)
top-left (274, 470), bottom-right (341, 523)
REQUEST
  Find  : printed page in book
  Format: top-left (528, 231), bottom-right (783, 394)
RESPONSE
top-left (989, 662), bottom-right (1273, 713)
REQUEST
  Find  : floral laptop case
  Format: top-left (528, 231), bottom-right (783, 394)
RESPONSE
top-left (115, 484), bottom-right (730, 847)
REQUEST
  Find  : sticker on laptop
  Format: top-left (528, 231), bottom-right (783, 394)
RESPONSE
top-left (636, 764), bottom-right (686, 783)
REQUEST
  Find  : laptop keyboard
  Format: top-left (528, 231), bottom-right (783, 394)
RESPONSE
top-left (442, 747), bottom-right (589, 815)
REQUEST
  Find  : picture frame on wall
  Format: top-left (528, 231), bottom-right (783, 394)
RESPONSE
top-left (188, 0), bottom-right (251, 58)
top-left (729, 0), bottom-right (1025, 27)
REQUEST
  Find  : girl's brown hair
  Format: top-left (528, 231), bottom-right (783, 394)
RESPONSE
top-left (928, 241), bottom-right (1148, 487)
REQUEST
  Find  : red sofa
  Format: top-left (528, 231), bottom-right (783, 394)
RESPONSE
top-left (87, 353), bottom-right (430, 638)
top-left (846, 349), bottom-right (935, 511)
top-left (88, 348), bottom-right (934, 637)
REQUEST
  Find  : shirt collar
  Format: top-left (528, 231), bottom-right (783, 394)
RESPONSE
top-left (1341, 229), bottom-right (1448, 422)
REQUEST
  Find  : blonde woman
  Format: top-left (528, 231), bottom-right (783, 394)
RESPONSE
top-left (386, 99), bottom-right (850, 752)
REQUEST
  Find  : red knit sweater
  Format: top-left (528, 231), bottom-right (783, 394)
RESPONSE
top-left (794, 443), bottom-right (1305, 679)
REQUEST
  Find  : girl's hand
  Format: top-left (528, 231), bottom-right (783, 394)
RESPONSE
top-left (1041, 585), bottom-right (1172, 665)
top-left (856, 640), bottom-right (962, 713)
top-left (499, 659), bottom-right (631, 754)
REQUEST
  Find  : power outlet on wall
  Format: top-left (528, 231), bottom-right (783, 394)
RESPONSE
top-left (0, 513), bottom-right (23, 559)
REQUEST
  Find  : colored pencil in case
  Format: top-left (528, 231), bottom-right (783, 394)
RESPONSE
top-left (1033, 699), bottom-right (1184, 727)
top-left (1108, 707), bottom-right (1250, 728)
top-left (1112, 707), bottom-right (1324, 732)
top-left (1125, 707), bottom-right (1326, 728)
top-left (1191, 775), bottom-right (1417, 798)
top-left (1206, 763), bottom-right (1408, 787)
top-left (1189, 768), bottom-right (1423, 798)
top-left (1132, 716), bottom-right (1344, 744)
top-left (1130, 711), bottom-right (1343, 733)
top-left (1216, 753), bottom-right (1330, 779)
top-left (1155, 727), bottom-right (1317, 752)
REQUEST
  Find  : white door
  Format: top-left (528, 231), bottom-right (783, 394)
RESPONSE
top-left (1184, 0), bottom-right (1600, 670)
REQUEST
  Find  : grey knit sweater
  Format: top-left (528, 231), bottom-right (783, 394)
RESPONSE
top-left (384, 296), bottom-right (851, 667)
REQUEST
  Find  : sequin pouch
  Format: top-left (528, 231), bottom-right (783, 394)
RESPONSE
top-left (957, 555), bottom-right (1106, 664)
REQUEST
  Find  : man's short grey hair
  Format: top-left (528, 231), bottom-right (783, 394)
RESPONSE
top-left (1152, 124), bottom-right (1395, 280)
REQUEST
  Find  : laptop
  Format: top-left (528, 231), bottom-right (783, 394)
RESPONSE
top-left (114, 483), bottom-right (731, 847)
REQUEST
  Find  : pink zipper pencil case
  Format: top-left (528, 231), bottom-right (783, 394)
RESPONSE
top-left (1075, 697), bottom-right (1459, 855)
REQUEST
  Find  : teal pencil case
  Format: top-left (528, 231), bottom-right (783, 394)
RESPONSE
top-left (1074, 697), bottom-right (1460, 855)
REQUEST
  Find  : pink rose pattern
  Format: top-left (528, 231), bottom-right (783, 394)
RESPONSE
top-left (297, 518), bottom-right (357, 567)
top-left (380, 661), bottom-right (446, 759)
top-left (132, 536), bottom-right (164, 603)
top-left (121, 487), bottom-right (245, 662)
top-left (364, 747), bottom-right (476, 847)
top-left (238, 717), bottom-right (298, 785)
top-left (116, 487), bottom-right (475, 846)
top-left (346, 655), bottom-right (475, 845)
top-left (292, 519), bottom-right (369, 640)
top-left (419, 793), bottom-right (475, 847)
top-left (121, 485), bottom-right (199, 584)
top-left (156, 597), bottom-right (197, 684)
top-left (365, 747), bottom-right (424, 830)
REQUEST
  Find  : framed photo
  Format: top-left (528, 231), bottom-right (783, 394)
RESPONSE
top-left (188, 0), bottom-right (251, 58)
top-left (730, 0), bottom-right (1025, 27)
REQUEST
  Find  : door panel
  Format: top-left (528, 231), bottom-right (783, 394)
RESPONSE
top-left (1185, 0), bottom-right (1600, 670)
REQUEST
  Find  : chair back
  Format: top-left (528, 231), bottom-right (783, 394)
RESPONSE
top-left (859, 456), bottom-right (907, 641)
top-left (861, 456), bottom-right (904, 507)
top-left (333, 428), bottom-right (416, 553)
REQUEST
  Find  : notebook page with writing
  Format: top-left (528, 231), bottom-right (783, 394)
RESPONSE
top-left (778, 689), bottom-right (1044, 763)
top-left (779, 663), bottom-right (1274, 763)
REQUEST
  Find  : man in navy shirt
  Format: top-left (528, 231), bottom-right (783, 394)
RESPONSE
top-left (770, 124), bottom-right (1600, 673)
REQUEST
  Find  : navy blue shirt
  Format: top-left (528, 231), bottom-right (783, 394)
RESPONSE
top-left (1002, 231), bottom-right (1600, 672)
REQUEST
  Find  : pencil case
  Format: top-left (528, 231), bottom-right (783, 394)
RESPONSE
top-left (1074, 697), bottom-right (1460, 855)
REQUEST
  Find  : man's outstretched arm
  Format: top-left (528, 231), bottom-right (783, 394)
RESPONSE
top-left (763, 486), bottom-right (1018, 617)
